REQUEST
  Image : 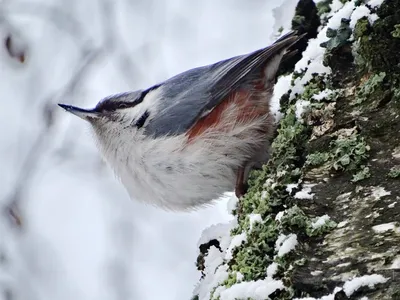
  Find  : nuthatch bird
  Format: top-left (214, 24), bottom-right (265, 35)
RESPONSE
top-left (59, 31), bottom-right (303, 211)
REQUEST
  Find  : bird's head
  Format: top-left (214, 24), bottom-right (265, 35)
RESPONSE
top-left (58, 87), bottom-right (162, 135)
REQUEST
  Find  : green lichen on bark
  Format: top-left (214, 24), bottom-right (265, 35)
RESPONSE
top-left (392, 24), bottom-right (400, 38)
top-left (225, 106), bottom-right (312, 299)
top-left (194, 0), bottom-right (400, 299)
top-left (321, 20), bottom-right (352, 55)
top-left (387, 166), bottom-right (400, 178)
top-left (354, 1), bottom-right (400, 73)
top-left (316, 0), bottom-right (332, 16)
top-left (291, 0), bottom-right (400, 297)
top-left (306, 152), bottom-right (330, 166)
top-left (225, 77), bottom-right (342, 298)
top-left (321, 18), bottom-right (353, 75)
top-left (351, 165), bottom-right (370, 182)
top-left (230, 217), bottom-right (278, 279)
top-left (354, 72), bottom-right (386, 105)
top-left (232, 105), bottom-right (310, 220)
top-left (353, 17), bottom-right (370, 39)
top-left (305, 127), bottom-right (371, 180)
top-left (280, 205), bottom-right (337, 237)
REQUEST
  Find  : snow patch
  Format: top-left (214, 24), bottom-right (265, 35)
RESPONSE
top-left (236, 272), bottom-right (244, 282)
top-left (368, 0), bottom-right (385, 8)
top-left (219, 277), bottom-right (285, 300)
top-left (328, 1), bottom-right (355, 30)
top-left (275, 211), bottom-right (285, 222)
top-left (293, 287), bottom-right (343, 300)
top-left (271, 74), bottom-right (292, 122)
top-left (194, 263), bottom-right (230, 300)
top-left (372, 222), bottom-right (398, 233)
top-left (197, 219), bottom-right (237, 250)
top-left (275, 233), bottom-right (298, 257)
top-left (311, 270), bottom-right (323, 276)
top-left (286, 183), bottom-right (299, 194)
top-left (312, 89), bottom-right (333, 101)
top-left (290, 0), bottom-right (381, 103)
top-left (371, 186), bottom-right (391, 200)
top-left (226, 192), bottom-right (239, 214)
top-left (311, 215), bottom-right (331, 229)
top-left (349, 5), bottom-right (378, 29)
top-left (391, 256), bottom-right (400, 269)
top-left (330, 0), bottom-right (345, 13)
top-left (294, 275), bottom-right (386, 300)
top-left (295, 100), bottom-right (311, 123)
top-left (204, 246), bottom-right (224, 275)
top-left (266, 262), bottom-right (279, 278)
top-left (249, 214), bottom-right (263, 231)
top-left (292, 27), bottom-right (331, 98)
top-left (294, 184), bottom-right (316, 200)
top-left (343, 274), bottom-right (388, 297)
top-left (225, 233), bottom-right (247, 260)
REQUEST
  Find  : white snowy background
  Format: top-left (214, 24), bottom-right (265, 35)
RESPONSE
top-left (0, 0), bottom-right (297, 299)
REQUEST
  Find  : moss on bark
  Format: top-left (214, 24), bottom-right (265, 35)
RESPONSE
top-left (194, 1), bottom-right (400, 299)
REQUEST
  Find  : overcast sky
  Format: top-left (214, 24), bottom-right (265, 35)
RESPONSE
top-left (0, 0), bottom-right (296, 299)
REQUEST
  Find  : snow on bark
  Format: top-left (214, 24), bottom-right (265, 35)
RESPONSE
top-left (193, 0), bottom-right (400, 299)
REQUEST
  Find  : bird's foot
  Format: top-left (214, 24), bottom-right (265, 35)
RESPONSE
top-left (235, 181), bottom-right (248, 199)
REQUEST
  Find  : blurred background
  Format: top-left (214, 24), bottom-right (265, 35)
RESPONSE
top-left (0, 0), bottom-right (297, 299)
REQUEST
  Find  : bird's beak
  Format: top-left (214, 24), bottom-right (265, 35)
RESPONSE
top-left (58, 104), bottom-right (99, 121)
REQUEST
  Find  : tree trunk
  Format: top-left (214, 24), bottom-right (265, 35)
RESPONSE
top-left (193, 0), bottom-right (400, 299)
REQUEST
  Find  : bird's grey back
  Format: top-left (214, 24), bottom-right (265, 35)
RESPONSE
top-left (145, 57), bottom-right (241, 136)
top-left (144, 31), bottom-right (301, 138)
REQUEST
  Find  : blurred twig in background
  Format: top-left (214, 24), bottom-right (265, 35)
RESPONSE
top-left (0, 1), bottom-right (136, 299)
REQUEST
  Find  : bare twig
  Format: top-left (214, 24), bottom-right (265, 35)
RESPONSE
top-left (0, 2), bottom-right (90, 46)
top-left (3, 47), bottom-right (102, 229)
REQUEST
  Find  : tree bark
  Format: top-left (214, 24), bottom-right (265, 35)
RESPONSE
top-left (194, 0), bottom-right (400, 299)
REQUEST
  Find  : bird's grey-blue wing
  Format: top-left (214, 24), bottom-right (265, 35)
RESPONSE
top-left (144, 31), bottom-right (300, 138)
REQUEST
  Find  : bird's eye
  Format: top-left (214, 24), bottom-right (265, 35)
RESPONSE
top-left (117, 102), bottom-right (130, 109)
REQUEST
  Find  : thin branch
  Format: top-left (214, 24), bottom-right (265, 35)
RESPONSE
top-left (0, 2), bottom-right (90, 46)
top-left (2, 47), bottom-right (102, 229)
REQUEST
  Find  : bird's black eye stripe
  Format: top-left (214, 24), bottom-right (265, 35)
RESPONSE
top-left (135, 110), bottom-right (150, 128)
top-left (96, 99), bottom-right (138, 112)
top-left (95, 84), bottom-right (162, 112)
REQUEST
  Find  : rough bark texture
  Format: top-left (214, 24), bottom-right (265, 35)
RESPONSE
top-left (194, 0), bottom-right (400, 299)
top-left (291, 0), bottom-right (400, 297)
